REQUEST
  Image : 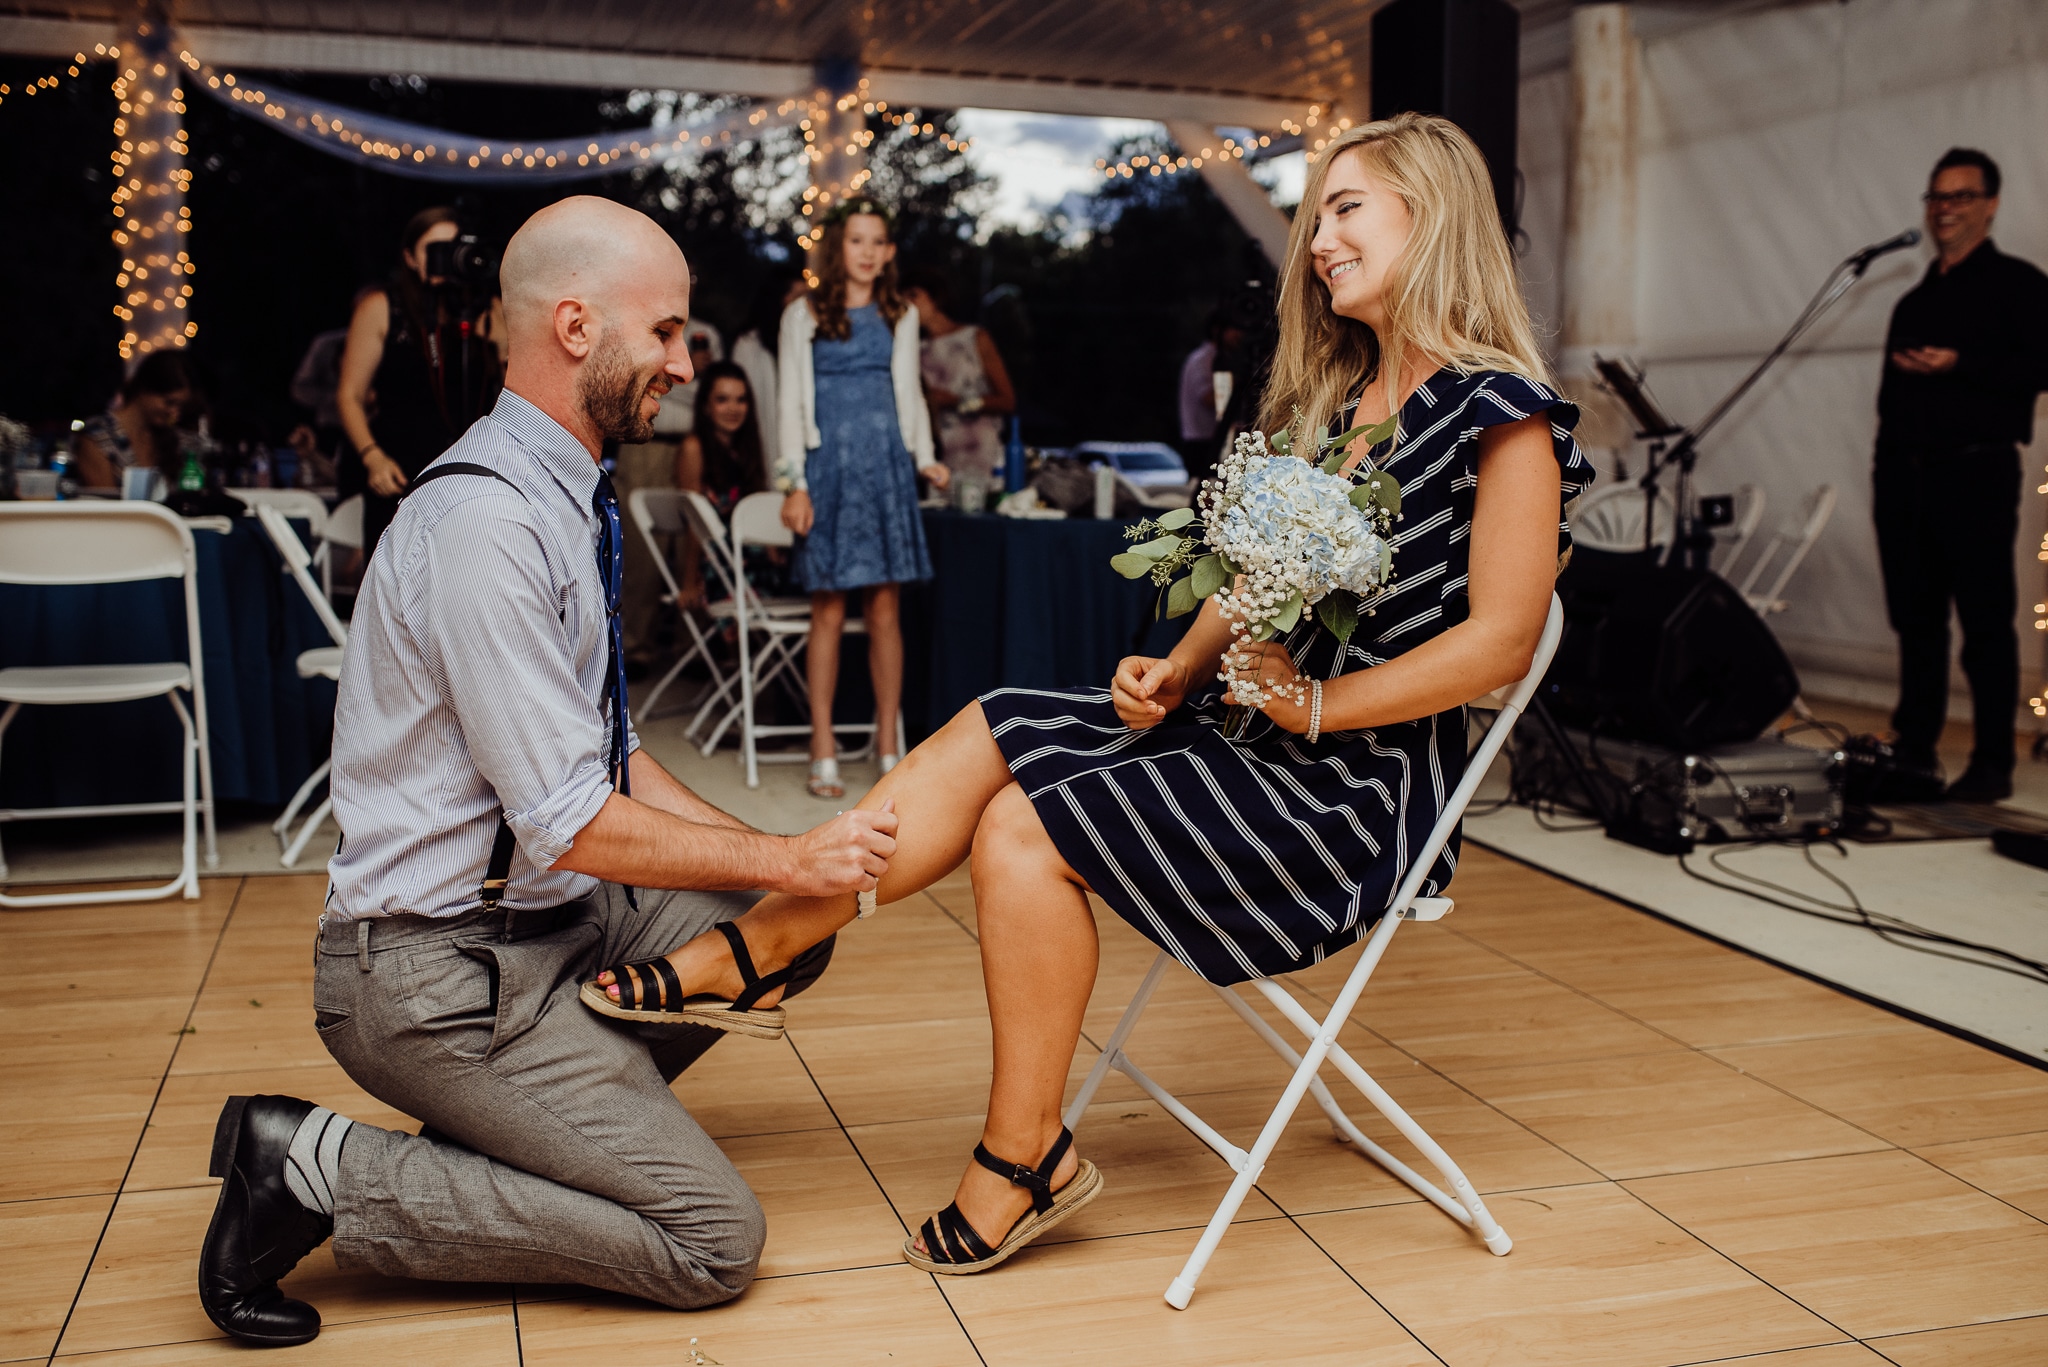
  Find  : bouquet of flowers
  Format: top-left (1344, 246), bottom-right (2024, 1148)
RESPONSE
top-left (1110, 413), bottom-right (1403, 714)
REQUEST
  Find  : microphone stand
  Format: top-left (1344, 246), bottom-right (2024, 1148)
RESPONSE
top-left (1645, 247), bottom-right (1889, 569)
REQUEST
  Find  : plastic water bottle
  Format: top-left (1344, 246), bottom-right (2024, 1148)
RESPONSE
top-left (1003, 417), bottom-right (1026, 494)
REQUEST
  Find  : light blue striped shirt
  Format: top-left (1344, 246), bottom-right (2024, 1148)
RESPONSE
top-left (325, 391), bottom-right (637, 920)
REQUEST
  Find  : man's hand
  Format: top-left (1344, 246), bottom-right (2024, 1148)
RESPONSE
top-left (1890, 346), bottom-right (1960, 374)
top-left (779, 798), bottom-right (899, 897)
top-left (782, 489), bottom-right (815, 535)
top-left (924, 463), bottom-right (952, 492)
top-left (365, 450), bottom-right (409, 496)
top-left (1113, 655), bottom-right (1190, 730)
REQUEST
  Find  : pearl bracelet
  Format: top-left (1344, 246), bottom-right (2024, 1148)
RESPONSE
top-left (1307, 677), bottom-right (1323, 743)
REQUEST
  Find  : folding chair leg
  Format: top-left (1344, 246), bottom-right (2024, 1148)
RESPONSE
top-left (274, 759), bottom-right (329, 839)
top-left (280, 796), bottom-right (333, 869)
top-left (1063, 953), bottom-right (1172, 1131)
top-left (1164, 1021), bottom-right (1342, 1309)
top-left (1249, 979), bottom-right (1511, 1254)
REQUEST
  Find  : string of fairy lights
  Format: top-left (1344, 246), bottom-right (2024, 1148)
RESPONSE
top-left (792, 75), bottom-right (973, 255)
top-left (1095, 104), bottom-right (1351, 180)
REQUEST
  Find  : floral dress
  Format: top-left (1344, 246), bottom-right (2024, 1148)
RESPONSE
top-left (979, 369), bottom-right (1593, 984)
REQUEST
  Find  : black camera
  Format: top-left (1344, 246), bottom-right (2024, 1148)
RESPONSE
top-left (423, 234), bottom-right (499, 292)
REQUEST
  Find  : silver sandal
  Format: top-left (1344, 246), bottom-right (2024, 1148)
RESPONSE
top-left (807, 757), bottom-right (844, 799)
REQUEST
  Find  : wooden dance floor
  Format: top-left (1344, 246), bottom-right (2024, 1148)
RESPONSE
top-left (4, 849), bottom-right (2046, 1365)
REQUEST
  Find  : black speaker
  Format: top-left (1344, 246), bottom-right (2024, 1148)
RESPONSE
top-left (1369, 0), bottom-right (1521, 238)
top-left (1544, 551), bottom-right (1801, 750)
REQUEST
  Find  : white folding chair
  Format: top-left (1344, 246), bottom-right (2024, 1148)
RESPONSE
top-left (254, 506), bottom-right (348, 868)
top-left (320, 494), bottom-right (365, 606)
top-left (1066, 594), bottom-right (1565, 1309)
top-left (0, 503), bottom-right (220, 905)
top-left (723, 491), bottom-right (902, 788)
top-left (1711, 482), bottom-right (1767, 583)
top-left (672, 490), bottom-right (810, 748)
top-left (630, 489), bottom-right (735, 728)
top-left (1569, 481), bottom-right (1676, 555)
top-left (1738, 484), bottom-right (1836, 616)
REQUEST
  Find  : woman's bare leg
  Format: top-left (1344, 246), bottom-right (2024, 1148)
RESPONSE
top-left (806, 589), bottom-right (847, 762)
top-left (912, 782), bottom-right (1094, 1252)
top-left (865, 583), bottom-right (903, 757)
top-left (598, 701), bottom-right (1014, 1004)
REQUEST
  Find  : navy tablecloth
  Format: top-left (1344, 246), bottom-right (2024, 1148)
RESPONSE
top-left (0, 516), bottom-right (336, 810)
top-left (903, 509), bottom-right (1193, 742)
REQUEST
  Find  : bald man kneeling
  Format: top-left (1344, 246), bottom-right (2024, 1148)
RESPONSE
top-left (196, 198), bottom-right (898, 1346)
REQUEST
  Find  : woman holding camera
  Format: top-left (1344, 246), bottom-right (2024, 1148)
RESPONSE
top-left (337, 206), bottom-right (503, 558)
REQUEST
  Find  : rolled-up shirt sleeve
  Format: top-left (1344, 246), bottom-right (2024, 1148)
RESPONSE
top-left (403, 494), bottom-right (614, 870)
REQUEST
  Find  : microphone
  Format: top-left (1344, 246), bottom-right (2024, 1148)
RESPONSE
top-left (1847, 228), bottom-right (1922, 273)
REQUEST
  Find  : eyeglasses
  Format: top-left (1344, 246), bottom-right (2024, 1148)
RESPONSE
top-left (1923, 190), bottom-right (1989, 208)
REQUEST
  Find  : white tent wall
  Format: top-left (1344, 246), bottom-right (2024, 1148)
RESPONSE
top-left (1518, 0), bottom-right (2048, 721)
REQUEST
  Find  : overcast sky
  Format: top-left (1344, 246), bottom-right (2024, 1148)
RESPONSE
top-left (952, 108), bottom-right (1305, 231)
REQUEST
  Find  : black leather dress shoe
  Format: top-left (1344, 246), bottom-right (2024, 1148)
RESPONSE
top-left (1946, 765), bottom-right (2014, 804)
top-left (198, 1095), bottom-right (334, 1346)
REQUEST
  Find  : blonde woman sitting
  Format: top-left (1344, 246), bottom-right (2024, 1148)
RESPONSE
top-left (585, 113), bottom-right (1593, 1275)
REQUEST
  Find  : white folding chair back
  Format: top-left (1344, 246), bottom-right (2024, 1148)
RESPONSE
top-left (1712, 482), bottom-right (1767, 583)
top-left (1065, 594), bottom-right (1566, 1308)
top-left (630, 488), bottom-right (737, 731)
top-left (722, 490), bottom-right (898, 787)
top-left (1570, 481), bottom-right (1676, 554)
top-left (0, 503), bottom-right (219, 904)
top-left (1738, 484), bottom-right (1836, 615)
top-left (254, 506), bottom-right (350, 868)
top-left (227, 487), bottom-right (329, 538)
top-left (319, 493), bottom-right (365, 603)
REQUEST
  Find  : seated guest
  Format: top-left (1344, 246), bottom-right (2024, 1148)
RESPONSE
top-left (194, 196), bottom-right (898, 1346)
top-left (905, 269), bottom-right (1015, 484)
top-left (675, 359), bottom-right (768, 606)
top-left (73, 350), bottom-right (196, 490)
top-left (587, 113), bottom-right (1591, 1276)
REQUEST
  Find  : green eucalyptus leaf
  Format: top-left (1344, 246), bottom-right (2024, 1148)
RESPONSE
top-left (1191, 553), bottom-right (1227, 599)
top-left (1349, 485), bottom-right (1376, 513)
top-left (1133, 534), bottom-right (1183, 560)
top-left (1218, 552), bottom-right (1242, 577)
top-left (1109, 552), bottom-right (1154, 579)
top-left (1156, 506), bottom-right (1197, 530)
top-left (1321, 447), bottom-right (1350, 476)
top-left (1366, 469), bottom-right (1402, 515)
top-left (1316, 591), bottom-right (1360, 643)
top-left (1166, 575), bottom-right (1198, 618)
top-left (1272, 590), bottom-right (1304, 634)
top-left (1326, 423), bottom-right (1368, 453)
top-left (1268, 427), bottom-right (1293, 456)
top-left (1362, 413), bottom-right (1400, 446)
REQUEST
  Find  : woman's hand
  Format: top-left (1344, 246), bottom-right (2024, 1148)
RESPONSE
top-left (782, 489), bottom-right (815, 535)
top-left (1113, 655), bottom-right (1191, 730)
top-left (1223, 639), bottom-right (1312, 733)
top-left (364, 449), bottom-right (408, 497)
top-left (923, 463), bottom-right (952, 493)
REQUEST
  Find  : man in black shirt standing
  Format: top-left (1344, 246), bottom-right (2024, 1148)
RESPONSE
top-left (1874, 148), bottom-right (2048, 802)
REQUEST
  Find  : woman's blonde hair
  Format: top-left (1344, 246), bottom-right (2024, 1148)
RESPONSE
top-left (1262, 113), bottom-right (1551, 444)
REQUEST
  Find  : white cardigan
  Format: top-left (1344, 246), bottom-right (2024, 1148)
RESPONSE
top-left (774, 296), bottom-right (936, 492)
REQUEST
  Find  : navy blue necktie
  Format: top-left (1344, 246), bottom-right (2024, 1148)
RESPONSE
top-left (593, 469), bottom-right (631, 801)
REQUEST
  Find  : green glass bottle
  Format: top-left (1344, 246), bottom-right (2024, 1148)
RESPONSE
top-left (178, 446), bottom-right (205, 494)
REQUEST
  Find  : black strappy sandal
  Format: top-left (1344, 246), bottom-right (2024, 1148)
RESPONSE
top-left (579, 921), bottom-right (792, 1040)
top-left (902, 1126), bottom-right (1102, 1275)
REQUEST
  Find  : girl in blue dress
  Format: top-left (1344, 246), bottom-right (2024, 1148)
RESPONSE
top-left (591, 115), bottom-right (1590, 1276)
top-left (775, 202), bottom-right (948, 798)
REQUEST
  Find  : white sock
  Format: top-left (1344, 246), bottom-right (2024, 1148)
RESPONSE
top-left (282, 1106), bottom-right (353, 1216)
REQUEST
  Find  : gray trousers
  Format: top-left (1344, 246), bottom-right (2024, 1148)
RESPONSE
top-left (313, 883), bottom-right (834, 1309)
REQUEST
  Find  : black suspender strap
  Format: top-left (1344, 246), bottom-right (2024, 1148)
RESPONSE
top-left (402, 461), bottom-right (524, 498)
top-left (478, 817), bottom-right (517, 912)
top-left (403, 461), bottom-right (527, 912)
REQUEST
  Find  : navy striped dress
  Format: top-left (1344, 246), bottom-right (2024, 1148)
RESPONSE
top-left (981, 369), bottom-right (1592, 985)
